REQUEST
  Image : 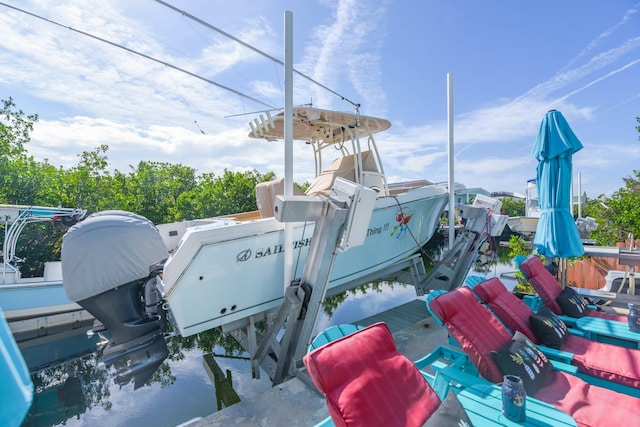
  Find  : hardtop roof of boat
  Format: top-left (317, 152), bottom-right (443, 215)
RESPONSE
top-left (0, 204), bottom-right (86, 225)
top-left (247, 106), bottom-right (391, 143)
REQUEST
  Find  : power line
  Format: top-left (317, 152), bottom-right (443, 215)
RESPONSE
top-left (154, 0), bottom-right (361, 111)
top-left (0, 2), bottom-right (276, 110)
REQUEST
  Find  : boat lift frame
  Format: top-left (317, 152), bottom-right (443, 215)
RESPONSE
top-left (221, 181), bottom-right (507, 386)
top-left (225, 178), bottom-right (377, 385)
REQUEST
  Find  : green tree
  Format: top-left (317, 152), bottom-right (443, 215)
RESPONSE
top-left (177, 169), bottom-right (274, 220)
top-left (582, 118), bottom-right (640, 245)
top-left (0, 97), bottom-right (37, 158)
top-left (583, 171), bottom-right (640, 245)
top-left (58, 144), bottom-right (113, 212)
top-left (500, 197), bottom-right (525, 217)
top-left (507, 235), bottom-right (536, 294)
top-left (0, 97), bottom-right (42, 204)
top-left (122, 161), bottom-right (198, 224)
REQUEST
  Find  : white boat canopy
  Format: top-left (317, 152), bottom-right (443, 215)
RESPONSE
top-left (249, 107), bottom-right (392, 195)
top-left (248, 107), bottom-right (391, 144)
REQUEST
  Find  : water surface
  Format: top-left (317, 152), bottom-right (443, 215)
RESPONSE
top-left (20, 245), bottom-right (517, 427)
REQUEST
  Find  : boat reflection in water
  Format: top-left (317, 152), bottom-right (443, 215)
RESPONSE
top-left (19, 322), bottom-right (274, 426)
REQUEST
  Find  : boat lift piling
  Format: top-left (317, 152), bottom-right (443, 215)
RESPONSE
top-left (414, 200), bottom-right (507, 295)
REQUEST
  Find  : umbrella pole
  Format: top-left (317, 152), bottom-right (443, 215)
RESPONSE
top-left (559, 258), bottom-right (568, 288)
top-left (543, 256), bottom-right (564, 286)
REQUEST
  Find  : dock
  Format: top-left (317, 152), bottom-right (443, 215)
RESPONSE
top-left (190, 298), bottom-right (448, 426)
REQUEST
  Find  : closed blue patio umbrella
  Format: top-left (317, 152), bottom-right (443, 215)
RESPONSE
top-left (532, 110), bottom-right (584, 269)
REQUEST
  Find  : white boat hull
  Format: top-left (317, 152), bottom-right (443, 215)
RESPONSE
top-left (0, 280), bottom-right (81, 321)
top-left (0, 262), bottom-right (81, 321)
top-left (160, 186), bottom-right (449, 336)
top-left (507, 216), bottom-right (539, 236)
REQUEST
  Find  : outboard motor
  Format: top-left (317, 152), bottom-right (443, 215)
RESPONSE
top-left (62, 211), bottom-right (169, 389)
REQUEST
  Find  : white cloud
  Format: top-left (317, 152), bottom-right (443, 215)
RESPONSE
top-left (2, 0), bottom-right (639, 199)
top-left (297, 0), bottom-right (387, 112)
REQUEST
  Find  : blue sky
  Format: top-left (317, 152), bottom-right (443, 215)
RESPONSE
top-left (1, 0), bottom-right (639, 198)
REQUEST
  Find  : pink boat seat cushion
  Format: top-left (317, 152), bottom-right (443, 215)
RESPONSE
top-left (303, 322), bottom-right (440, 427)
top-left (584, 308), bottom-right (627, 322)
top-left (529, 306), bottom-right (569, 349)
top-left (475, 277), bottom-right (640, 388)
top-left (520, 256), bottom-right (627, 322)
top-left (473, 277), bottom-right (538, 342)
top-left (428, 287), bottom-right (512, 383)
top-left (562, 334), bottom-right (640, 389)
top-left (536, 369), bottom-right (640, 427)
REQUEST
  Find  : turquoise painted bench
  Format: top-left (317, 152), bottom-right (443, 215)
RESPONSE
top-left (419, 347), bottom-right (576, 426)
top-left (308, 324), bottom-right (365, 352)
top-left (576, 317), bottom-right (640, 349)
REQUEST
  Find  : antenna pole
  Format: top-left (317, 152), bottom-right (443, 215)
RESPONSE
top-left (284, 11), bottom-right (294, 291)
top-left (447, 73), bottom-right (455, 249)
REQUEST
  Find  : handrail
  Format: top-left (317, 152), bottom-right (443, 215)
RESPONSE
top-left (1, 205), bottom-right (86, 268)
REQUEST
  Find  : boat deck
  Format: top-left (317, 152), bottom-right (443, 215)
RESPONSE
top-left (355, 298), bottom-right (429, 332)
top-left (190, 298), bottom-right (448, 427)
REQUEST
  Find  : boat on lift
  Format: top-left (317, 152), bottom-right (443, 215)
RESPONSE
top-left (156, 107), bottom-right (465, 336)
top-left (61, 107), bottom-right (465, 387)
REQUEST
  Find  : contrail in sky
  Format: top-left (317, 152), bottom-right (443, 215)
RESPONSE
top-left (562, 3), bottom-right (639, 71)
top-left (556, 58), bottom-right (640, 103)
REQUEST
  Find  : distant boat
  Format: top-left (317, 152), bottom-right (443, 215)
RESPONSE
top-left (0, 204), bottom-right (89, 339)
top-left (507, 179), bottom-right (596, 242)
top-left (507, 178), bottom-right (540, 237)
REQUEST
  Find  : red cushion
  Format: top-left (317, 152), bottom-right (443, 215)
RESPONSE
top-left (536, 370), bottom-right (640, 427)
top-left (430, 286), bottom-right (640, 426)
top-left (474, 278), bottom-right (538, 342)
top-left (520, 256), bottom-right (564, 314)
top-left (428, 287), bottom-right (512, 383)
top-left (521, 257), bottom-right (628, 322)
top-left (475, 278), bottom-right (640, 388)
top-left (562, 334), bottom-right (640, 389)
top-left (585, 309), bottom-right (627, 322)
top-left (303, 322), bottom-right (440, 427)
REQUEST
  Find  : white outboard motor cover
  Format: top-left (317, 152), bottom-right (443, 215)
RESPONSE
top-left (62, 211), bottom-right (168, 302)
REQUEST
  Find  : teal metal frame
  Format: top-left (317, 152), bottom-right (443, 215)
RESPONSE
top-left (415, 346), bottom-right (577, 426)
